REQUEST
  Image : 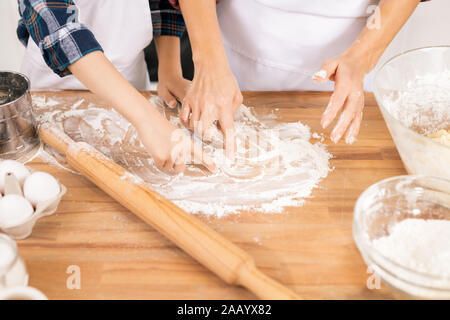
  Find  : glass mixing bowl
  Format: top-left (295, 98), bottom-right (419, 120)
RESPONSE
top-left (373, 46), bottom-right (450, 180)
top-left (353, 175), bottom-right (450, 299)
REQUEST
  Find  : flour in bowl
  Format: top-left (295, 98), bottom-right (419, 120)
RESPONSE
top-left (32, 94), bottom-right (332, 217)
top-left (383, 71), bottom-right (450, 135)
top-left (428, 129), bottom-right (450, 147)
top-left (372, 218), bottom-right (450, 277)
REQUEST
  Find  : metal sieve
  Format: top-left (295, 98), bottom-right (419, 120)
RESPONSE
top-left (0, 72), bottom-right (40, 160)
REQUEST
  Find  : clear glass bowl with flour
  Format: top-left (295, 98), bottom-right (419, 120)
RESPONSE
top-left (353, 175), bottom-right (450, 299)
top-left (373, 46), bottom-right (450, 180)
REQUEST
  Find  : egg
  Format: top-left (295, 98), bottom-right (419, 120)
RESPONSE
top-left (0, 239), bottom-right (15, 270)
top-left (23, 172), bottom-right (60, 206)
top-left (0, 194), bottom-right (34, 228)
top-left (0, 239), bottom-right (15, 268)
top-left (0, 160), bottom-right (30, 193)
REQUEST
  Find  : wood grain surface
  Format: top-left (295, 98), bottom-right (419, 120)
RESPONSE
top-left (17, 91), bottom-right (406, 300)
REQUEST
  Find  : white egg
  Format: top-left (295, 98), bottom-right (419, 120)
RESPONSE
top-left (0, 160), bottom-right (30, 193)
top-left (0, 240), bottom-right (15, 268)
top-left (0, 194), bottom-right (34, 228)
top-left (23, 172), bottom-right (60, 206)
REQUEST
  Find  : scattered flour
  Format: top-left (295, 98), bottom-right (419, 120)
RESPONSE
top-left (253, 237), bottom-right (262, 246)
top-left (32, 94), bottom-right (332, 217)
top-left (372, 218), bottom-right (450, 277)
top-left (22, 141), bottom-right (80, 175)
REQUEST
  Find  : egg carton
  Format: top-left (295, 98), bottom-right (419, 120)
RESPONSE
top-left (0, 172), bottom-right (66, 240)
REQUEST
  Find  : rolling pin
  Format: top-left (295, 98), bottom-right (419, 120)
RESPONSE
top-left (38, 124), bottom-right (299, 300)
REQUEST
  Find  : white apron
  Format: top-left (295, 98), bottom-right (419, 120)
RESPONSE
top-left (21, 0), bottom-right (153, 90)
top-left (217, 0), bottom-right (378, 91)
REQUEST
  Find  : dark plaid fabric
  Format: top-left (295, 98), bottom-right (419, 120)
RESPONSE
top-left (151, 0), bottom-right (185, 37)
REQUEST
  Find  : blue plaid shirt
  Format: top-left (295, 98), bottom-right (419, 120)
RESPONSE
top-left (17, 0), bottom-right (185, 77)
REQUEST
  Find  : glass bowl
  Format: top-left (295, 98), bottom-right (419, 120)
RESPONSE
top-left (353, 175), bottom-right (450, 299)
top-left (373, 46), bottom-right (450, 180)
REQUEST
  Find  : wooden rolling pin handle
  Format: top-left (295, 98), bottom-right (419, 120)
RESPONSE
top-left (39, 125), bottom-right (300, 300)
top-left (38, 123), bottom-right (71, 154)
top-left (237, 262), bottom-right (299, 300)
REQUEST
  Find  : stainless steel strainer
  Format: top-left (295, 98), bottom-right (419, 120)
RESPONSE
top-left (0, 72), bottom-right (40, 160)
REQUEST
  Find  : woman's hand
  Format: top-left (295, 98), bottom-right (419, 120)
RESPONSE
top-left (180, 62), bottom-right (242, 159)
top-left (176, 0), bottom-right (243, 159)
top-left (313, 0), bottom-right (423, 145)
top-left (313, 52), bottom-right (368, 144)
top-left (152, 35), bottom-right (218, 173)
top-left (136, 109), bottom-right (216, 174)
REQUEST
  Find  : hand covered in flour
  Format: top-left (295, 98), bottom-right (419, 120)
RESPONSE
top-left (180, 63), bottom-right (243, 159)
top-left (136, 113), bottom-right (216, 174)
top-left (313, 53), bottom-right (367, 144)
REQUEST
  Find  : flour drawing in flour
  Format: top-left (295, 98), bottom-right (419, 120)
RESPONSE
top-left (33, 95), bottom-right (332, 217)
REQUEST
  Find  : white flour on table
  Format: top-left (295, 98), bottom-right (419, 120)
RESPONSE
top-left (372, 218), bottom-right (450, 277)
top-left (32, 94), bottom-right (332, 217)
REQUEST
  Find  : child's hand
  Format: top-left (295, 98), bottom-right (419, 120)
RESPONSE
top-left (154, 36), bottom-right (190, 109)
top-left (136, 110), bottom-right (216, 174)
top-left (157, 72), bottom-right (191, 109)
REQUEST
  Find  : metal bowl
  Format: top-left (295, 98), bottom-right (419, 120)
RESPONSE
top-left (373, 46), bottom-right (450, 180)
top-left (0, 72), bottom-right (40, 160)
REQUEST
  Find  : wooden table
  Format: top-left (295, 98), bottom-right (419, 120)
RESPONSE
top-left (18, 91), bottom-right (406, 300)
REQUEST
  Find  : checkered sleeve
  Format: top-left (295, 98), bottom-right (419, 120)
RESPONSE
top-left (150, 0), bottom-right (186, 37)
top-left (17, 0), bottom-right (103, 77)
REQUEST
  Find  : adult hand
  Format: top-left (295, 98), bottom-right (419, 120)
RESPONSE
top-left (136, 110), bottom-right (216, 174)
top-left (180, 63), bottom-right (242, 159)
top-left (313, 52), bottom-right (367, 144)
